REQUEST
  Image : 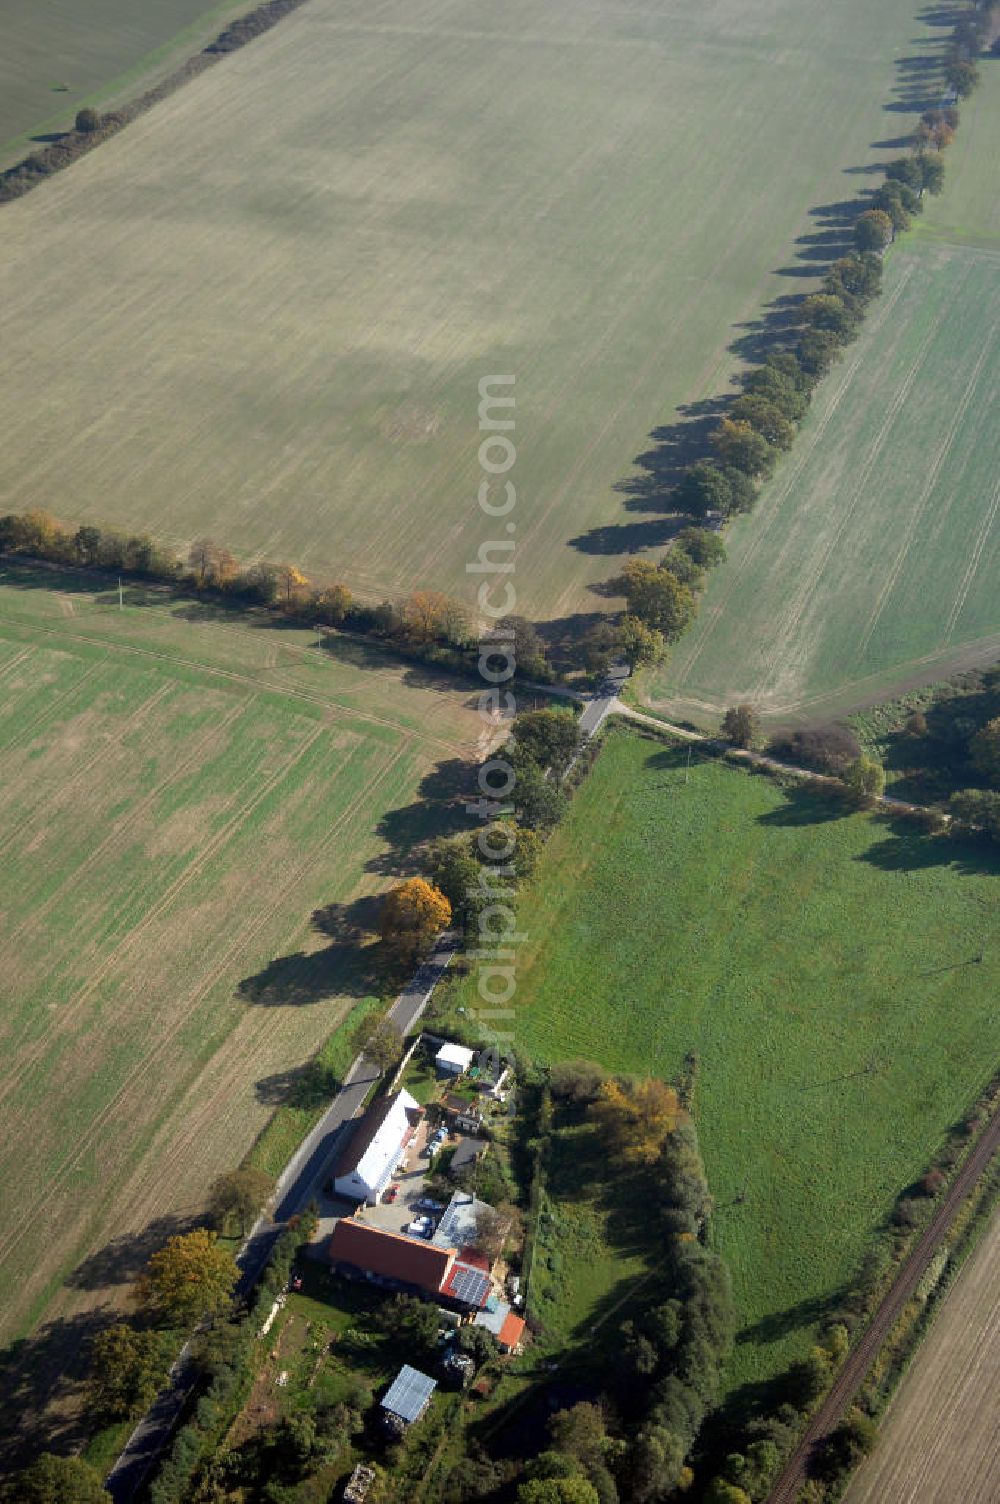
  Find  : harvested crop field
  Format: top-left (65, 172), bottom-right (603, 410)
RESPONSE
top-left (845, 1206), bottom-right (1000, 1504)
top-left (0, 0), bottom-right (934, 621)
top-left (447, 728), bottom-right (1000, 1399)
top-left (651, 70), bottom-right (1000, 726)
top-left (0, 563), bottom-right (480, 1457)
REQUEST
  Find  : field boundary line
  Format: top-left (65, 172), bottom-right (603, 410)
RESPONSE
top-left (857, 334), bottom-right (993, 655)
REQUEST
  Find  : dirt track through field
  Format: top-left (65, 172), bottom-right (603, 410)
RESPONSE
top-left (767, 1111), bottom-right (1000, 1504)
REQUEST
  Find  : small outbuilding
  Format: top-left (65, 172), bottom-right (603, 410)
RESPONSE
top-left (381, 1364), bottom-right (437, 1429)
top-left (435, 1041), bottom-right (474, 1076)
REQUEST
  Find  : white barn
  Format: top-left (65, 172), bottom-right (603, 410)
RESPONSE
top-left (334, 1089), bottom-right (421, 1204)
top-left (435, 1042), bottom-right (474, 1076)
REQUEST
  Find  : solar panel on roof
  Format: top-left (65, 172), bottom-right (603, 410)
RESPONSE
top-left (381, 1365), bottom-right (436, 1423)
top-left (450, 1266), bottom-right (489, 1305)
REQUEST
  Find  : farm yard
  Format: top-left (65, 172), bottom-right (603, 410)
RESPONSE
top-left (446, 728), bottom-right (1000, 1400)
top-left (0, 0), bottom-right (936, 623)
top-left (844, 1208), bottom-right (1000, 1504)
top-left (652, 71), bottom-right (1000, 726)
top-left (0, 0), bottom-right (252, 163)
top-left (0, 563), bottom-right (481, 1457)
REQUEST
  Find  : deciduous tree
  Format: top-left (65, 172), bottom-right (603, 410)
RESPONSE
top-left (377, 877), bottom-right (451, 963)
top-left (208, 1167), bottom-right (275, 1236)
top-left (508, 708), bottom-right (582, 776)
top-left (590, 1079), bottom-right (681, 1165)
top-left (969, 717), bottom-right (1000, 784)
top-left (13, 1454), bottom-right (106, 1504)
top-left (86, 1323), bottom-right (168, 1422)
top-left (854, 208), bottom-right (894, 252)
top-left (615, 559), bottom-right (696, 639)
top-left (843, 754), bottom-right (885, 802)
top-left (712, 418), bottom-right (775, 478)
top-left (721, 704), bottom-right (760, 749)
top-left (350, 1015), bottom-right (403, 1073)
top-left (729, 394), bottom-right (797, 449)
top-left (676, 461), bottom-right (732, 517)
top-left (137, 1228), bottom-right (238, 1326)
top-left (617, 615), bottom-right (666, 669)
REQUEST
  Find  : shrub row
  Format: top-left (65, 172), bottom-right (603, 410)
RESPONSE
top-left (0, 508), bottom-right (559, 684)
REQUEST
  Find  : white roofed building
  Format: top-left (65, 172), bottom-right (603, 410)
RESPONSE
top-left (435, 1041), bottom-right (474, 1076)
top-left (333, 1089), bottom-right (422, 1204)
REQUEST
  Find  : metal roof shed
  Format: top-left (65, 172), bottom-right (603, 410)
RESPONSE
top-left (381, 1364), bottom-right (437, 1425)
top-left (435, 1042), bottom-right (474, 1074)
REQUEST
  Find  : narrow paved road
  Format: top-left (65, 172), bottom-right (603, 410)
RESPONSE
top-left (104, 935), bottom-right (457, 1501)
top-left (767, 1111), bottom-right (1000, 1504)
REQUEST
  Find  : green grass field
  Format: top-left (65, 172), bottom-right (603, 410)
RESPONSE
top-left (0, 563), bottom-right (480, 1440)
top-left (448, 728), bottom-right (1000, 1399)
top-left (0, 0), bottom-right (252, 165)
top-left (650, 69), bottom-right (1000, 726)
top-left (0, 0), bottom-right (934, 621)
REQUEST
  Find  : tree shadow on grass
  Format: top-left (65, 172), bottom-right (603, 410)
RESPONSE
top-left (567, 6), bottom-right (949, 564)
top-left (755, 784), bottom-right (851, 828)
top-left (856, 821), bottom-right (1000, 878)
top-left (66, 1213), bottom-right (199, 1294)
top-left (735, 1289), bottom-right (843, 1347)
top-left (0, 1310), bottom-right (113, 1473)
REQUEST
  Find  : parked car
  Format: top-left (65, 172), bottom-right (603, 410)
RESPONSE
top-left (415, 1197), bottom-right (445, 1213)
top-left (383, 1185), bottom-right (398, 1203)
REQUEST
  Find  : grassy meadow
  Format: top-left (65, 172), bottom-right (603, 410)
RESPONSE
top-left (0, 0), bottom-right (935, 622)
top-left (0, 0), bottom-right (252, 165)
top-left (0, 563), bottom-right (480, 1453)
top-left (447, 728), bottom-right (1000, 1399)
top-left (652, 66), bottom-right (1000, 725)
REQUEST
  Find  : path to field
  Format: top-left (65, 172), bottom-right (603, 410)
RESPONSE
top-left (843, 1207), bottom-right (1000, 1504)
top-left (767, 1112), bottom-right (1000, 1504)
top-left (105, 933), bottom-right (457, 1503)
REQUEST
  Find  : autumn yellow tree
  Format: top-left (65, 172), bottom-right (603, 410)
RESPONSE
top-left (276, 563), bottom-right (309, 607)
top-left (136, 1227), bottom-right (238, 1326)
top-left (400, 590), bottom-right (452, 644)
top-left (377, 877), bottom-right (451, 964)
top-left (589, 1078), bottom-right (682, 1165)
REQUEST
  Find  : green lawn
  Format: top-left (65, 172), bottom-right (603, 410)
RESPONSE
top-left (650, 67), bottom-right (1000, 726)
top-left (0, 0), bottom-right (937, 621)
top-left (0, 563), bottom-right (479, 1456)
top-left (0, 0), bottom-right (252, 166)
top-left (448, 728), bottom-right (1000, 1400)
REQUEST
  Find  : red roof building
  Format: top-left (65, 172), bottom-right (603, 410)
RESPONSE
top-left (328, 1219), bottom-right (492, 1311)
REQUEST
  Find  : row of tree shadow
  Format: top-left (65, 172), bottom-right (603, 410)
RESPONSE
top-left (565, 5), bottom-right (962, 568)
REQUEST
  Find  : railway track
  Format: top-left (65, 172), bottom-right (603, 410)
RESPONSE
top-left (767, 1106), bottom-right (1000, 1504)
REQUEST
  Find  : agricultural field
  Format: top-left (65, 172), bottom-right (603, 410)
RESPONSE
top-left (651, 70), bottom-right (1000, 727)
top-left (447, 728), bottom-right (1000, 1398)
top-left (0, 0), bottom-right (935, 622)
top-left (845, 1207), bottom-right (1000, 1504)
top-left (0, 0), bottom-right (251, 163)
top-left (0, 562), bottom-right (481, 1458)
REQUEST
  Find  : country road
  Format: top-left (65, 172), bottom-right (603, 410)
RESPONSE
top-left (766, 1108), bottom-right (1000, 1504)
top-left (104, 935), bottom-right (457, 1502)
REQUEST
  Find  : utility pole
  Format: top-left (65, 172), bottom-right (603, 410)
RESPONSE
top-left (685, 744), bottom-right (692, 784)
top-left (118, 577), bottom-right (123, 611)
